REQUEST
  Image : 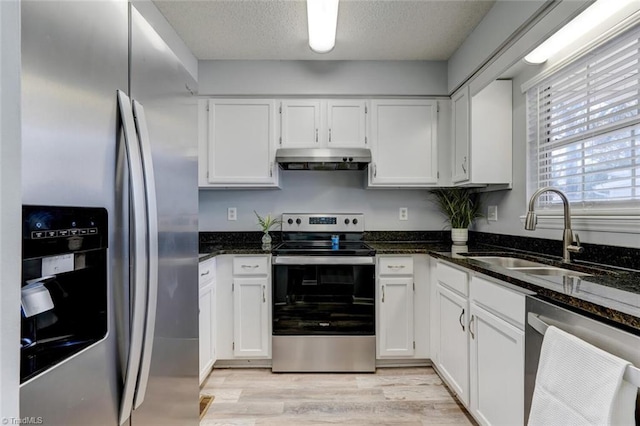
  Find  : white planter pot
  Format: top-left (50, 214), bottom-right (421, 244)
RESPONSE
top-left (451, 228), bottom-right (468, 246)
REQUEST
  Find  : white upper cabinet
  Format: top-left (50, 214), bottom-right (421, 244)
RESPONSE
top-left (280, 99), bottom-right (367, 148)
top-left (451, 87), bottom-right (470, 183)
top-left (280, 100), bottom-right (322, 147)
top-left (452, 80), bottom-right (512, 187)
top-left (201, 99), bottom-right (279, 188)
top-left (326, 100), bottom-right (367, 148)
top-left (368, 99), bottom-right (438, 187)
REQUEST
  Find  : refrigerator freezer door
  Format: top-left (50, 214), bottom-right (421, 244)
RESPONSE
top-left (20, 1), bottom-right (128, 424)
top-left (128, 6), bottom-right (200, 425)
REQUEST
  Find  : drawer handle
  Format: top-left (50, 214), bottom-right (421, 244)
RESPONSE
top-left (469, 315), bottom-right (475, 339)
top-left (318, 322), bottom-right (330, 327)
top-left (459, 308), bottom-right (465, 331)
top-left (381, 285), bottom-right (385, 303)
top-left (387, 265), bottom-right (406, 269)
top-left (262, 285), bottom-right (266, 303)
top-left (241, 264), bottom-right (259, 269)
top-left (200, 270), bottom-right (210, 277)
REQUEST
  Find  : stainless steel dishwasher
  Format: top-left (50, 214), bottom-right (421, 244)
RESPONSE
top-left (525, 296), bottom-right (640, 424)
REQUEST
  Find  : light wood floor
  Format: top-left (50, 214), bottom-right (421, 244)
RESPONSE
top-left (200, 367), bottom-right (475, 425)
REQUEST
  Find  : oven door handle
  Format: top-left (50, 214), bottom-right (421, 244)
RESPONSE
top-left (272, 256), bottom-right (375, 265)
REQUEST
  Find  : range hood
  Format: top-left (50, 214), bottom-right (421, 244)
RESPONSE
top-left (275, 148), bottom-right (371, 170)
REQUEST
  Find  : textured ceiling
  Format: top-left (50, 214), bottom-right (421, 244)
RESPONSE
top-left (153, 0), bottom-right (496, 60)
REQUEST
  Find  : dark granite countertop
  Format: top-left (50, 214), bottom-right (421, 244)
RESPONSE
top-left (199, 243), bottom-right (271, 262)
top-left (367, 241), bottom-right (449, 254)
top-left (429, 247), bottom-right (640, 334)
top-left (198, 233), bottom-right (640, 334)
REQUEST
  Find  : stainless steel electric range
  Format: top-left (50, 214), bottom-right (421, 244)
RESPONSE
top-left (271, 213), bottom-right (376, 372)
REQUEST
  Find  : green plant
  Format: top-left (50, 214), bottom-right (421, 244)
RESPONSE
top-left (429, 188), bottom-right (482, 229)
top-left (254, 211), bottom-right (282, 233)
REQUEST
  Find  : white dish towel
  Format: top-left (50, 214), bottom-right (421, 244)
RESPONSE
top-left (528, 325), bottom-right (637, 426)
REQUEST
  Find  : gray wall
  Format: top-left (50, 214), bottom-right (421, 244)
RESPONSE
top-left (447, 0), bottom-right (548, 93)
top-left (199, 171), bottom-right (449, 232)
top-left (198, 60), bottom-right (448, 96)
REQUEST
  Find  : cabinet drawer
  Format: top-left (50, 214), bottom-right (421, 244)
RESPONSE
top-left (379, 257), bottom-right (413, 275)
top-left (233, 256), bottom-right (269, 275)
top-left (436, 261), bottom-right (468, 296)
top-left (199, 257), bottom-right (216, 288)
top-left (470, 275), bottom-right (525, 329)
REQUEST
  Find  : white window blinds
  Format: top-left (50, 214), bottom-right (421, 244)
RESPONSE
top-left (527, 25), bottom-right (640, 208)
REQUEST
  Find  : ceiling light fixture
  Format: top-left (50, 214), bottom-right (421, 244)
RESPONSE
top-left (524, 0), bottom-right (637, 64)
top-left (307, 0), bottom-right (339, 54)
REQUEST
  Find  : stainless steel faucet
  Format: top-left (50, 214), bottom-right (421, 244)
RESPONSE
top-left (525, 187), bottom-right (583, 263)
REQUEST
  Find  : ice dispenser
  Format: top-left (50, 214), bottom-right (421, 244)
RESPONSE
top-left (21, 205), bottom-right (108, 383)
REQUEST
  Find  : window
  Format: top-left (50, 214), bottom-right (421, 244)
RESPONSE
top-left (527, 25), bottom-right (640, 211)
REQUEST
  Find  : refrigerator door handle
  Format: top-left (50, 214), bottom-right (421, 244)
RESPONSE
top-left (117, 90), bottom-right (149, 426)
top-left (131, 100), bottom-right (159, 409)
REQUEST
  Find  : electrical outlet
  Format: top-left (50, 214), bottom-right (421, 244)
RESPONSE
top-left (487, 205), bottom-right (498, 222)
top-left (227, 207), bottom-right (237, 221)
top-left (399, 207), bottom-right (408, 221)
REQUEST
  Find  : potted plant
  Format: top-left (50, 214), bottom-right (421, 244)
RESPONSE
top-left (254, 211), bottom-right (282, 247)
top-left (429, 188), bottom-right (482, 245)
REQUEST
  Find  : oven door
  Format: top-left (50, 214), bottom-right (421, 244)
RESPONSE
top-left (272, 256), bottom-right (375, 336)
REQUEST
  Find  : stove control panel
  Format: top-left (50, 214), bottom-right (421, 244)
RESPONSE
top-left (281, 213), bottom-right (364, 233)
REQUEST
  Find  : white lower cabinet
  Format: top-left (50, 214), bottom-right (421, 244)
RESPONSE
top-left (469, 303), bottom-right (524, 426)
top-left (469, 275), bottom-right (525, 426)
top-left (233, 276), bottom-right (270, 357)
top-left (435, 283), bottom-right (469, 406)
top-left (199, 257), bottom-right (216, 383)
top-left (376, 255), bottom-right (429, 360)
top-left (216, 255), bottom-right (271, 360)
top-left (378, 276), bottom-right (414, 357)
top-left (432, 260), bottom-right (526, 425)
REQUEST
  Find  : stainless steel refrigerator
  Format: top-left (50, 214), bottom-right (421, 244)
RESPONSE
top-left (20, 1), bottom-right (199, 424)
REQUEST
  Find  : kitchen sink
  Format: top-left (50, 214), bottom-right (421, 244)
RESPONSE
top-left (466, 256), bottom-right (548, 268)
top-left (509, 266), bottom-right (592, 277)
top-left (465, 255), bottom-right (592, 278)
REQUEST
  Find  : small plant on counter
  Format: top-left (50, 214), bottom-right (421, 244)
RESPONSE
top-left (254, 211), bottom-right (282, 247)
top-left (429, 188), bottom-right (482, 245)
top-left (254, 211), bottom-right (282, 232)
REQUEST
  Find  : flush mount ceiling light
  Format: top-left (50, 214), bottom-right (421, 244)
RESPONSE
top-left (307, 0), bottom-right (339, 53)
top-left (524, 0), bottom-right (637, 64)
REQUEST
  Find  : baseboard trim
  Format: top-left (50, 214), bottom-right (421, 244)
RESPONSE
top-left (375, 358), bottom-right (432, 368)
top-left (214, 359), bottom-right (272, 368)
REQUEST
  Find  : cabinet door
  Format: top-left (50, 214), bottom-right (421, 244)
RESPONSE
top-left (451, 87), bottom-right (470, 183)
top-left (470, 303), bottom-right (524, 426)
top-left (327, 100), bottom-right (367, 148)
top-left (207, 99), bottom-right (277, 186)
top-left (369, 99), bottom-right (438, 186)
top-left (436, 284), bottom-right (469, 406)
top-left (198, 285), bottom-right (213, 383)
top-left (280, 100), bottom-right (322, 148)
top-left (233, 277), bottom-right (269, 357)
top-left (378, 277), bottom-right (414, 357)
